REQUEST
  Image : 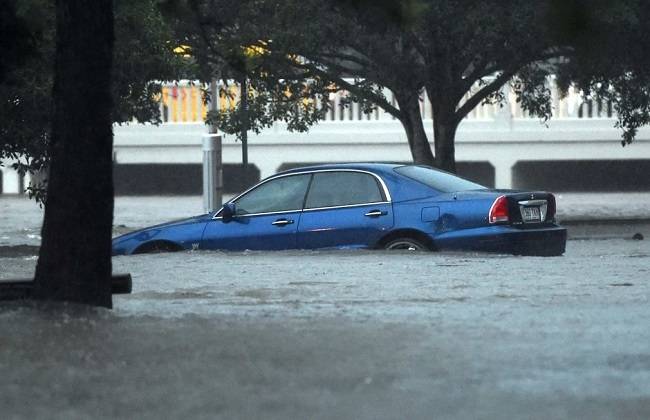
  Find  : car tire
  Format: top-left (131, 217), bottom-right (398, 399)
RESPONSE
top-left (383, 237), bottom-right (427, 251)
top-left (133, 241), bottom-right (181, 254)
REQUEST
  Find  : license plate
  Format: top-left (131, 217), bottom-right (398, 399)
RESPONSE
top-left (521, 206), bottom-right (541, 222)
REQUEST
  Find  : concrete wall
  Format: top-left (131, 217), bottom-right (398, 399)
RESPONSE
top-left (113, 163), bottom-right (260, 195)
top-left (110, 158), bottom-right (650, 195)
top-left (105, 117), bottom-right (650, 191)
top-left (513, 160), bottom-right (650, 191)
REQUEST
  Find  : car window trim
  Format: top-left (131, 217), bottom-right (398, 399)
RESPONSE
top-left (214, 208), bottom-right (303, 219)
top-left (212, 169), bottom-right (392, 220)
top-left (302, 201), bottom-right (391, 213)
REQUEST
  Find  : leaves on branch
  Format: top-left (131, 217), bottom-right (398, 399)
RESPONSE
top-left (1, 0), bottom-right (193, 200)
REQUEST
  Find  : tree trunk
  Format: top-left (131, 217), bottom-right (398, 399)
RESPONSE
top-left (394, 92), bottom-right (435, 166)
top-left (33, 0), bottom-right (114, 308)
top-left (431, 101), bottom-right (459, 173)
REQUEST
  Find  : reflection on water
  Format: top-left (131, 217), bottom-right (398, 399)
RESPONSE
top-left (1, 195), bottom-right (204, 246)
top-left (0, 245), bottom-right (39, 258)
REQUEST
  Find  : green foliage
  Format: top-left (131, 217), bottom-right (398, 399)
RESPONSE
top-left (206, 77), bottom-right (334, 139)
top-left (0, 0), bottom-right (38, 81)
top-left (165, 0), bottom-right (343, 141)
top-left (0, 0), bottom-right (192, 201)
top-left (511, 67), bottom-right (554, 123)
top-left (6, 0), bottom-right (646, 185)
top-left (260, 0), bottom-right (650, 164)
top-left (175, 0), bottom-right (569, 169)
top-left (112, 0), bottom-right (193, 125)
top-left (0, 0), bottom-right (53, 192)
top-left (553, 0), bottom-right (650, 145)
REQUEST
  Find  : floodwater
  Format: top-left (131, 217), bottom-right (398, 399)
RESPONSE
top-left (1, 195), bottom-right (650, 419)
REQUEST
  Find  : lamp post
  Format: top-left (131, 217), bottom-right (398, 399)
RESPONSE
top-left (240, 74), bottom-right (248, 167)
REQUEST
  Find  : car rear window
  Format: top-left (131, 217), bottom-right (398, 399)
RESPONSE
top-left (394, 165), bottom-right (486, 193)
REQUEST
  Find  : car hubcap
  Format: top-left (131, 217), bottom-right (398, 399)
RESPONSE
top-left (386, 241), bottom-right (422, 251)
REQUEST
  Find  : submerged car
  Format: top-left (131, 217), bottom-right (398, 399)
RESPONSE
top-left (112, 163), bottom-right (567, 256)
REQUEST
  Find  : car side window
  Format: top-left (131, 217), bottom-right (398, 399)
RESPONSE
top-left (235, 174), bottom-right (311, 215)
top-left (305, 172), bottom-right (384, 209)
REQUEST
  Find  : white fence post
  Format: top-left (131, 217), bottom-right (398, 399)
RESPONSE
top-left (202, 134), bottom-right (223, 213)
top-left (493, 159), bottom-right (515, 189)
top-left (1, 166), bottom-right (22, 194)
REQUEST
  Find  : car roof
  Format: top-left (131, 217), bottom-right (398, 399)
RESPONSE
top-left (272, 163), bottom-right (441, 202)
top-left (274, 162), bottom-right (404, 177)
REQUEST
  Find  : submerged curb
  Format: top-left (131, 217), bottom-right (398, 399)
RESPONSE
top-left (560, 218), bottom-right (649, 240)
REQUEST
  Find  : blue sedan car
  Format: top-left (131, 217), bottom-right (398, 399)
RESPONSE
top-left (112, 163), bottom-right (567, 256)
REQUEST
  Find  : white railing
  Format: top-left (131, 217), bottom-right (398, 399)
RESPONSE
top-left (159, 80), bottom-right (612, 124)
top-left (159, 83), bottom-right (208, 123)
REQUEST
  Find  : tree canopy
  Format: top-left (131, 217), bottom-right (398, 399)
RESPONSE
top-left (6, 0), bottom-right (650, 180)
top-left (552, 0), bottom-right (650, 145)
top-left (162, 0), bottom-right (336, 140)
top-left (247, 0), bottom-right (567, 171)
top-left (0, 0), bottom-right (37, 82)
top-left (176, 0), bottom-right (650, 172)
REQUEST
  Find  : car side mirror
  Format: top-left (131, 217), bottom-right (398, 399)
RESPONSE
top-left (221, 202), bottom-right (236, 223)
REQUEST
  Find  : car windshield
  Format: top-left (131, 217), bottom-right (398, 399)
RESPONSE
top-left (394, 165), bottom-right (487, 193)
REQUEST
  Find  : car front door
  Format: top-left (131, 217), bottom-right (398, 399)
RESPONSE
top-left (297, 171), bottom-right (394, 249)
top-left (201, 173), bottom-right (311, 251)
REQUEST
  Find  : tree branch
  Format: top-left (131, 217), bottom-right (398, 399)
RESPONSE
top-left (309, 55), bottom-right (372, 79)
top-left (317, 51), bottom-right (373, 69)
top-left (404, 31), bottom-right (427, 60)
top-left (293, 61), bottom-right (403, 120)
top-left (454, 70), bottom-right (516, 124)
top-left (462, 45), bottom-right (573, 92)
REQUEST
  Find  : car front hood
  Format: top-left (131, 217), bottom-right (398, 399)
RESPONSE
top-left (112, 213), bottom-right (213, 242)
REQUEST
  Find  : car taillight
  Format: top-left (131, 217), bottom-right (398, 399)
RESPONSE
top-left (489, 195), bottom-right (509, 224)
top-left (547, 193), bottom-right (556, 220)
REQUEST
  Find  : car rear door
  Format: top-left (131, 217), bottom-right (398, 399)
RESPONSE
top-left (297, 170), bottom-right (394, 249)
top-left (201, 173), bottom-right (311, 250)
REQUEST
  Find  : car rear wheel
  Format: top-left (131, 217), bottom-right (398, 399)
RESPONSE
top-left (384, 237), bottom-right (427, 251)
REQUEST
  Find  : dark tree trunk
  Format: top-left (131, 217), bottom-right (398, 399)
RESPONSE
top-left (394, 92), bottom-right (435, 166)
top-left (431, 101), bottom-right (459, 173)
top-left (33, 0), bottom-right (114, 308)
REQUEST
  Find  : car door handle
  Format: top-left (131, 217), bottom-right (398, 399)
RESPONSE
top-left (364, 210), bottom-right (387, 217)
top-left (272, 219), bottom-right (294, 226)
